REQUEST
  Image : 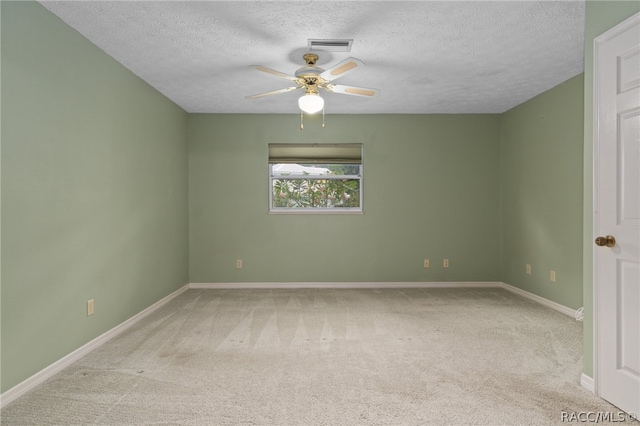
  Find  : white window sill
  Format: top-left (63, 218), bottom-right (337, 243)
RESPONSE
top-left (269, 209), bottom-right (363, 215)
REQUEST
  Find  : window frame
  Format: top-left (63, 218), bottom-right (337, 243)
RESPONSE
top-left (268, 143), bottom-right (363, 215)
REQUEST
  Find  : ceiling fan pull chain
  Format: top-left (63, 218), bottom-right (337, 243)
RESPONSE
top-left (300, 109), bottom-right (304, 130)
top-left (322, 107), bottom-right (325, 128)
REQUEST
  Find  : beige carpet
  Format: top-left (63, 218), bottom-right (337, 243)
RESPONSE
top-left (0, 288), bottom-right (627, 425)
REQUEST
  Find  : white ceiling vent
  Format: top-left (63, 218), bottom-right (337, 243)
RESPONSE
top-left (308, 39), bottom-right (353, 52)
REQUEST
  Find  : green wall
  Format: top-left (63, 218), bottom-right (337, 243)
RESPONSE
top-left (189, 114), bottom-right (501, 283)
top-left (581, 1), bottom-right (640, 378)
top-left (500, 74), bottom-right (585, 309)
top-left (1, 2), bottom-right (189, 392)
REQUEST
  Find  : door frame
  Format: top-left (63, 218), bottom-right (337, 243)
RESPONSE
top-left (592, 11), bottom-right (640, 398)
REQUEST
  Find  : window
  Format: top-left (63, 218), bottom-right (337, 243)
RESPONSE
top-left (269, 143), bottom-right (363, 214)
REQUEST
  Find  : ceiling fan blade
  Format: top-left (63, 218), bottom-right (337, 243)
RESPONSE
top-left (251, 65), bottom-right (299, 82)
top-left (325, 84), bottom-right (377, 97)
top-left (320, 57), bottom-right (364, 81)
top-left (246, 86), bottom-right (302, 99)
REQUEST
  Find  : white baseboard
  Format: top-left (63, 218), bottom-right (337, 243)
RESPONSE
top-left (499, 282), bottom-right (578, 319)
top-left (189, 281), bottom-right (502, 289)
top-left (0, 284), bottom-right (190, 409)
top-left (581, 374), bottom-right (595, 393)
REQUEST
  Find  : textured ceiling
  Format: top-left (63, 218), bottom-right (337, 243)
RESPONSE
top-left (39, 1), bottom-right (585, 114)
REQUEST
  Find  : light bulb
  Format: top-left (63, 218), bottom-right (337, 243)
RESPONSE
top-left (298, 93), bottom-right (324, 114)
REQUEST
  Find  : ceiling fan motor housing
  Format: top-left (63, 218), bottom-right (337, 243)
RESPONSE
top-left (294, 67), bottom-right (324, 78)
top-left (295, 55), bottom-right (326, 94)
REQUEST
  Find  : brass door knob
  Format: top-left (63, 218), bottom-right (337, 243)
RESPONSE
top-left (595, 235), bottom-right (616, 247)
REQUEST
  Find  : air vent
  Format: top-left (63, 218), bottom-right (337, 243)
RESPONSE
top-left (308, 39), bottom-right (353, 52)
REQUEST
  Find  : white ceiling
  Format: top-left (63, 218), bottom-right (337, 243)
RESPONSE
top-left (39, 1), bottom-right (585, 114)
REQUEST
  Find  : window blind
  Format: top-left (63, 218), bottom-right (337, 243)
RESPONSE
top-left (268, 143), bottom-right (362, 164)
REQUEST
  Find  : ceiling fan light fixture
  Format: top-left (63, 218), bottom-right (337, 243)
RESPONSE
top-left (298, 93), bottom-right (324, 114)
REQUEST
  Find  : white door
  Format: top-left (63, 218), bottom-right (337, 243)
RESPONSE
top-left (594, 13), bottom-right (640, 415)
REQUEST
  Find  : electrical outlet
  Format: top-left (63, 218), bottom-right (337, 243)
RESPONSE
top-left (550, 270), bottom-right (556, 282)
top-left (424, 259), bottom-right (430, 269)
top-left (443, 259), bottom-right (449, 268)
top-left (526, 264), bottom-right (532, 275)
top-left (236, 259), bottom-right (243, 269)
top-left (87, 299), bottom-right (94, 316)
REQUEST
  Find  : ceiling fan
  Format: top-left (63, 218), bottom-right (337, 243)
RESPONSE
top-left (246, 53), bottom-right (378, 115)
